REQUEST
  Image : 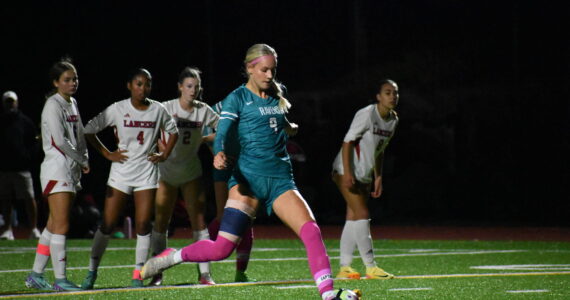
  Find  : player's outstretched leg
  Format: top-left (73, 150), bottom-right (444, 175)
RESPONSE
top-left (142, 234), bottom-right (238, 280)
top-left (142, 207), bottom-right (250, 280)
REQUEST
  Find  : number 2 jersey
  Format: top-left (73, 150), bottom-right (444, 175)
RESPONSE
top-left (214, 85), bottom-right (292, 179)
top-left (84, 98), bottom-right (178, 187)
top-left (40, 93), bottom-right (89, 184)
top-left (332, 104), bottom-right (398, 184)
top-left (159, 99), bottom-right (219, 185)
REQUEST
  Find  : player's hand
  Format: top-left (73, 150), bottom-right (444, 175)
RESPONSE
top-left (214, 151), bottom-right (234, 170)
top-left (106, 149), bottom-right (129, 163)
top-left (371, 176), bottom-right (383, 198)
top-left (342, 172), bottom-right (356, 189)
top-left (285, 122), bottom-right (299, 136)
top-left (82, 165), bottom-right (90, 174)
top-left (147, 152), bottom-right (166, 164)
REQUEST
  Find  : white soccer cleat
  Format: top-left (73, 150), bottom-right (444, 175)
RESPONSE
top-left (141, 248), bottom-right (177, 280)
top-left (0, 229), bottom-right (14, 240)
top-left (29, 228), bottom-right (41, 239)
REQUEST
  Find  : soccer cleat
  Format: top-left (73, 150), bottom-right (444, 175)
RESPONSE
top-left (25, 272), bottom-right (53, 290)
top-left (53, 278), bottom-right (82, 291)
top-left (235, 270), bottom-right (256, 282)
top-left (199, 272), bottom-right (216, 285)
top-left (365, 266), bottom-right (394, 279)
top-left (148, 273), bottom-right (163, 286)
top-left (29, 228), bottom-right (41, 239)
top-left (336, 266), bottom-right (361, 279)
top-left (326, 288), bottom-right (362, 300)
top-left (80, 270), bottom-right (98, 290)
top-left (141, 248), bottom-right (177, 280)
top-left (131, 269), bottom-right (144, 287)
top-left (0, 228), bottom-right (14, 240)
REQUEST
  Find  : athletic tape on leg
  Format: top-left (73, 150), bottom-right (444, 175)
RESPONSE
top-left (219, 207), bottom-right (251, 237)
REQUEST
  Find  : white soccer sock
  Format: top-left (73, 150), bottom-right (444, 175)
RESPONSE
top-left (322, 289), bottom-right (337, 300)
top-left (353, 219), bottom-right (376, 268)
top-left (173, 250), bottom-right (183, 264)
top-left (194, 229), bottom-right (211, 274)
top-left (339, 221), bottom-right (356, 267)
top-left (135, 233), bottom-right (151, 270)
top-left (151, 230), bottom-right (167, 256)
top-left (89, 229), bottom-right (110, 271)
top-left (50, 234), bottom-right (67, 279)
top-left (32, 229), bottom-right (52, 274)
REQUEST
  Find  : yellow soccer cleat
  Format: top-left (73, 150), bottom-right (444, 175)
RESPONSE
top-left (365, 266), bottom-right (394, 279)
top-left (336, 266), bottom-right (361, 279)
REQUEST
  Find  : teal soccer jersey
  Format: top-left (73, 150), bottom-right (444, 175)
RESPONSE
top-left (214, 85), bottom-right (292, 179)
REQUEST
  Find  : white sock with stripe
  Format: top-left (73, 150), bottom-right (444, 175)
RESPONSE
top-left (50, 234), bottom-right (67, 279)
top-left (32, 229), bottom-right (52, 274)
top-left (339, 220), bottom-right (356, 267)
top-left (353, 219), bottom-right (376, 267)
top-left (135, 233), bottom-right (151, 271)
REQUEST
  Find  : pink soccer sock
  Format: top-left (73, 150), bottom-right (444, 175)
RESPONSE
top-left (208, 219), bottom-right (220, 241)
top-left (180, 235), bottom-right (236, 262)
top-left (236, 226), bottom-right (253, 271)
top-left (300, 221), bottom-right (334, 295)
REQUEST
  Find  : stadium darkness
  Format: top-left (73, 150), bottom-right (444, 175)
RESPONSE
top-left (1, 1), bottom-right (568, 226)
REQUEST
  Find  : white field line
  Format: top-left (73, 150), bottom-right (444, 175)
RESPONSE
top-left (472, 264), bottom-right (570, 271)
top-left (275, 285), bottom-right (315, 289)
top-left (506, 289), bottom-right (550, 293)
top-left (389, 287), bottom-right (433, 291)
top-left (0, 249), bottom-right (526, 274)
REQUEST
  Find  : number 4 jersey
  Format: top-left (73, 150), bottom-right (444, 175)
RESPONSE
top-left (158, 99), bottom-right (219, 186)
top-left (84, 98), bottom-right (178, 187)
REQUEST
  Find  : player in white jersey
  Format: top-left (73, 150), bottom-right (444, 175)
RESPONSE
top-left (332, 79), bottom-right (399, 281)
top-left (25, 59), bottom-right (88, 291)
top-left (149, 67), bottom-right (219, 286)
top-left (80, 68), bottom-right (178, 289)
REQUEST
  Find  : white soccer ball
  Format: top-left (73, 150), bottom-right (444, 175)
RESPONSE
top-left (338, 289), bottom-right (360, 300)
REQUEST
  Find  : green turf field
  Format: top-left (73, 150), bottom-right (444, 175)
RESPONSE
top-left (1, 238), bottom-right (570, 299)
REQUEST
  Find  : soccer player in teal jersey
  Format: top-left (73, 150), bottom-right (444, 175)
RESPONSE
top-left (141, 44), bottom-right (359, 300)
top-left (204, 99), bottom-right (256, 282)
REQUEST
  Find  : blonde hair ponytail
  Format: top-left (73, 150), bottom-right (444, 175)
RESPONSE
top-left (244, 44), bottom-right (291, 113)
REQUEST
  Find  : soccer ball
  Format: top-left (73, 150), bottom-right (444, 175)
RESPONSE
top-left (336, 288), bottom-right (361, 300)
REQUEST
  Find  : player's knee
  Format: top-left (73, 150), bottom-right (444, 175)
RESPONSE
top-left (135, 221), bottom-right (152, 236)
top-left (219, 207), bottom-right (253, 237)
top-left (300, 221), bottom-right (321, 240)
top-left (211, 240), bottom-right (235, 260)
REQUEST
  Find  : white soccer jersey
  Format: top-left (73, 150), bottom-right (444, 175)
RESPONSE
top-left (84, 99), bottom-right (178, 187)
top-left (159, 99), bottom-right (219, 186)
top-left (332, 104), bottom-right (398, 184)
top-left (40, 93), bottom-right (88, 184)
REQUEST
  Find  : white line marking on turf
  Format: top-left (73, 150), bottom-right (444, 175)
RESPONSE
top-left (0, 250), bottom-right (530, 274)
top-left (390, 287), bottom-right (432, 291)
top-left (472, 264), bottom-right (570, 271)
top-left (397, 271), bottom-right (570, 279)
top-left (275, 285), bottom-right (314, 289)
top-left (506, 289), bottom-right (549, 293)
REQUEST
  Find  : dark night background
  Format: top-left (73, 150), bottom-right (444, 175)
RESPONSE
top-left (1, 1), bottom-right (568, 229)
